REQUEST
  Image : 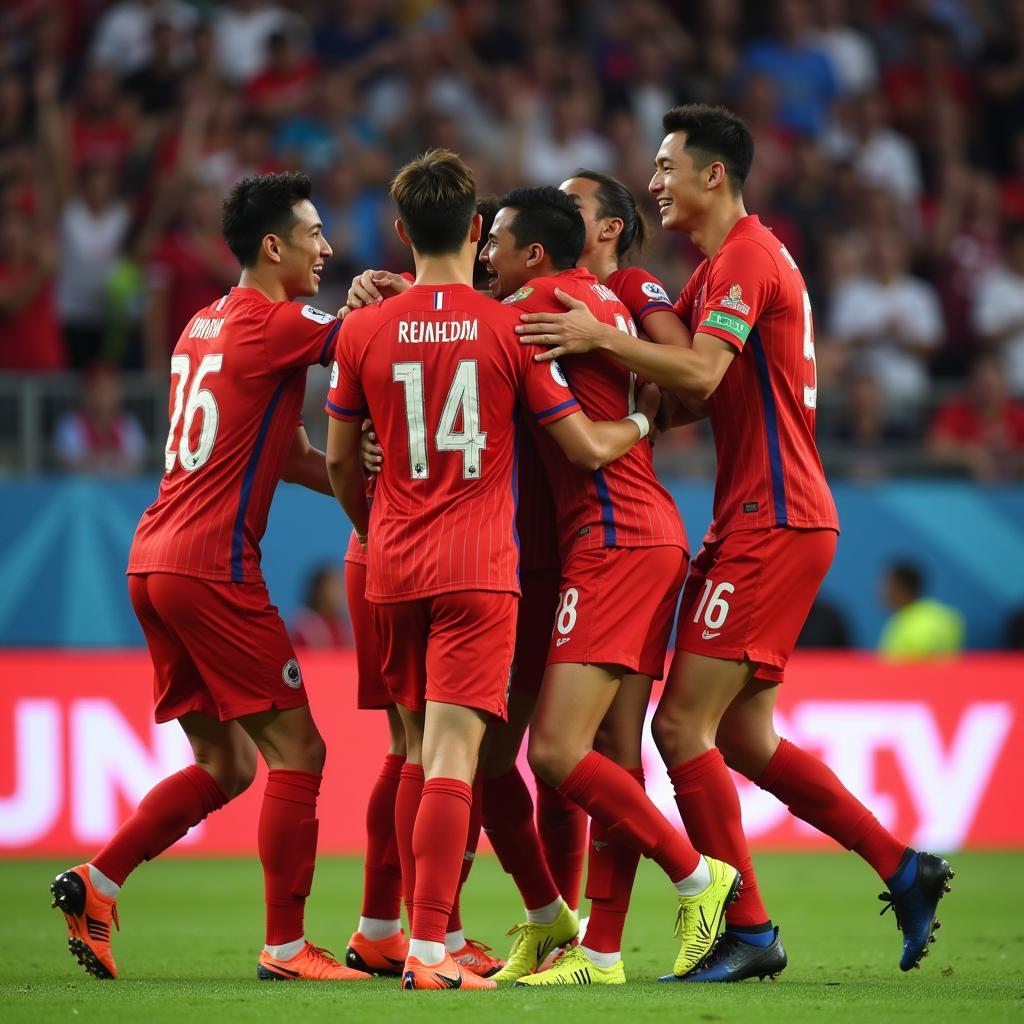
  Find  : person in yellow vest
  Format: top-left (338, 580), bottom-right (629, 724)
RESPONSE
top-left (879, 562), bottom-right (965, 659)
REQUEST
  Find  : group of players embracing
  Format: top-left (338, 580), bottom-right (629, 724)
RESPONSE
top-left (50, 103), bottom-right (953, 992)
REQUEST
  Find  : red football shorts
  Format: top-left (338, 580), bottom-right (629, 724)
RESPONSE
top-left (509, 568), bottom-right (560, 698)
top-left (345, 559), bottom-right (391, 710)
top-left (546, 545), bottom-right (687, 679)
top-left (370, 590), bottom-right (518, 719)
top-left (128, 572), bottom-right (308, 724)
top-left (675, 527), bottom-right (838, 682)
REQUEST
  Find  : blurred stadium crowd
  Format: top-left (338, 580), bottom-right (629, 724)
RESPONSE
top-left (1, 0), bottom-right (1024, 479)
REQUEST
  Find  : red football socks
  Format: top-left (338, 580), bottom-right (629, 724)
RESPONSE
top-left (447, 771), bottom-right (483, 932)
top-left (92, 765), bottom-right (227, 886)
top-left (536, 777), bottom-right (587, 910)
top-left (668, 749), bottom-right (768, 927)
top-left (361, 753), bottom-right (404, 920)
top-left (483, 767), bottom-right (562, 910)
top-left (558, 751), bottom-right (700, 881)
top-left (756, 739), bottom-right (906, 880)
top-left (411, 778), bottom-right (473, 943)
top-left (395, 762), bottom-right (425, 923)
top-left (259, 769), bottom-right (321, 945)
top-left (581, 767), bottom-right (644, 953)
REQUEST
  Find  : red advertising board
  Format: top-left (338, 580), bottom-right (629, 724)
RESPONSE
top-left (1, 651), bottom-right (1021, 855)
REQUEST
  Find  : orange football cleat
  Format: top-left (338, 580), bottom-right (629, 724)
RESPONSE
top-left (346, 929), bottom-right (409, 976)
top-left (451, 937), bottom-right (505, 977)
top-left (51, 864), bottom-right (119, 980)
top-left (258, 941), bottom-right (372, 981)
top-left (402, 951), bottom-right (497, 990)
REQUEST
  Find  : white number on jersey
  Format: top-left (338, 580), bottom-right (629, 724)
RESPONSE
top-left (801, 288), bottom-right (817, 409)
top-left (393, 360), bottom-right (488, 480)
top-left (692, 579), bottom-right (735, 630)
top-left (164, 353), bottom-right (223, 473)
top-left (556, 588), bottom-right (580, 635)
top-left (613, 313), bottom-right (640, 411)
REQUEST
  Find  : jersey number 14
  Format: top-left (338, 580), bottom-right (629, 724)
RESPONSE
top-left (393, 360), bottom-right (488, 480)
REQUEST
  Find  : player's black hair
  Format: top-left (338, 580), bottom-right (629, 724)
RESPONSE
top-left (497, 186), bottom-right (585, 270)
top-left (662, 104), bottom-right (754, 194)
top-left (888, 561), bottom-right (923, 599)
top-left (221, 171), bottom-right (312, 268)
top-left (390, 149), bottom-right (477, 256)
top-left (473, 194), bottom-right (500, 290)
top-left (570, 168), bottom-right (647, 262)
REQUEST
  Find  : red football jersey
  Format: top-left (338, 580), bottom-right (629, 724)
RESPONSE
top-left (606, 266), bottom-right (674, 328)
top-left (326, 283), bottom-right (580, 603)
top-left (515, 427), bottom-right (560, 572)
top-left (509, 268), bottom-right (687, 559)
top-left (674, 215), bottom-right (839, 540)
top-left (128, 287), bottom-right (340, 583)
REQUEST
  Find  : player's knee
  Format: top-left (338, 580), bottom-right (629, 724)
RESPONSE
top-left (716, 729), bottom-right (778, 780)
top-left (230, 742), bottom-right (259, 796)
top-left (651, 704), bottom-right (710, 764)
top-left (527, 730), bottom-right (573, 787)
top-left (303, 730), bottom-right (327, 773)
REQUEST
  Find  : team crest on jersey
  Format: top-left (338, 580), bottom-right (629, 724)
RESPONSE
top-left (281, 659), bottom-right (303, 689)
top-left (330, 361), bottom-right (339, 388)
top-left (550, 360), bottom-right (569, 387)
top-left (503, 286), bottom-right (534, 304)
top-left (720, 284), bottom-right (750, 314)
top-left (300, 304), bottom-right (335, 325)
top-left (641, 280), bottom-right (671, 304)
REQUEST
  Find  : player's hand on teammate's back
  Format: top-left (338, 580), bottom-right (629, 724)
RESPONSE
top-left (359, 418), bottom-right (382, 474)
top-left (637, 381), bottom-right (661, 432)
top-left (346, 269), bottom-right (410, 310)
top-left (516, 287), bottom-right (605, 361)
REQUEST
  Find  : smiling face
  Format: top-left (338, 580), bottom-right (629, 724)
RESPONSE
top-left (479, 206), bottom-right (536, 299)
top-left (649, 132), bottom-right (712, 233)
top-left (559, 176), bottom-right (607, 255)
top-left (276, 198), bottom-right (332, 298)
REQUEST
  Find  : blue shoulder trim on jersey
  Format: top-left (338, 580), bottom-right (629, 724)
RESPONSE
top-left (231, 379), bottom-right (288, 582)
top-left (593, 468), bottom-right (617, 546)
top-left (533, 398), bottom-right (579, 422)
top-left (326, 398), bottom-right (368, 418)
top-left (748, 326), bottom-right (788, 525)
top-left (636, 299), bottom-right (673, 319)
top-left (318, 320), bottom-right (342, 366)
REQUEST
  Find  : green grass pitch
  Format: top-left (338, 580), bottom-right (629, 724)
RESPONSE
top-left (3, 852), bottom-right (1021, 1023)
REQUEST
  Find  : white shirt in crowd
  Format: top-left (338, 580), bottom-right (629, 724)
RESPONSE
top-left (829, 274), bottom-right (944, 406)
top-left (56, 200), bottom-right (131, 327)
top-left (89, 0), bottom-right (198, 76)
top-left (972, 265), bottom-right (1024, 396)
top-left (213, 4), bottom-right (302, 84)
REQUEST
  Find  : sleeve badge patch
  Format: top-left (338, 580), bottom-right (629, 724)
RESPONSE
top-left (720, 284), bottom-right (750, 315)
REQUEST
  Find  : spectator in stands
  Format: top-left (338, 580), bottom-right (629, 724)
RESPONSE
top-left (828, 227), bottom-right (944, 415)
top-left (823, 369), bottom-right (909, 479)
top-left (213, 0), bottom-right (304, 86)
top-left (243, 29), bottom-right (319, 118)
top-left (973, 221), bottom-right (1024, 397)
top-left (812, 0), bottom-right (878, 96)
top-left (927, 353), bottom-right (1024, 480)
top-left (978, 0), bottom-right (1024, 175)
top-left (0, 208), bottom-right (64, 371)
top-left (290, 564), bottom-right (353, 649)
top-left (89, 0), bottom-right (197, 78)
top-left (738, 0), bottom-right (840, 138)
top-left (879, 561), bottom-right (964, 660)
top-left (55, 162), bottom-right (132, 369)
top-left (53, 362), bottom-right (146, 475)
top-left (122, 18), bottom-right (187, 119)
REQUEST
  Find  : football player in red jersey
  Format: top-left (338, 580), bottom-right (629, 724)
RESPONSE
top-left (344, 198), bottom-right (506, 982)
top-left (517, 104), bottom-right (953, 981)
top-left (476, 187), bottom-right (739, 987)
top-left (324, 150), bottom-right (657, 991)
top-left (49, 172), bottom-right (372, 983)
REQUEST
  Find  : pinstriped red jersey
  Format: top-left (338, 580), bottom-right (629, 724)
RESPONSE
top-left (606, 266), bottom-right (674, 327)
top-left (511, 268), bottom-right (687, 559)
top-left (326, 283), bottom-right (581, 603)
top-left (515, 428), bottom-right (560, 572)
top-left (674, 215), bottom-right (838, 541)
top-left (128, 286), bottom-right (340, 583)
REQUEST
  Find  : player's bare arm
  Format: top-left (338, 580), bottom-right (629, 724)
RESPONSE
top-left (543, 382), bottom-right (659, 471)
top-left (519, 288), bottom-right (736, 401)
top-left (326, 418), bottom-right (370, 542)
top-left (280, 425), bottom-right (334, 495)
top-left (639, 310), bottom-right (708, 426)
top-left (358, 418), bottom-right (382, 474)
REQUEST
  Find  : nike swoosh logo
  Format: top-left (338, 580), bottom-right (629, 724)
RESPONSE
top-left (432, 969), bottom-right (463, 989)
top-left (701, 630), bottom-right (721, 640)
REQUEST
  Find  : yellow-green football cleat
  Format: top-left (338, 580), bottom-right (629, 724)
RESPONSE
top-left (671, 857), bottom-right (741, 978)
top-left (515, 945), bottom-right (625, 986)
top-left (491, 903), bottom-right (579, 983)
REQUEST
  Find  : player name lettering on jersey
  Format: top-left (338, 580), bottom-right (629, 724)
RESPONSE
top-left (590, 283), bottom-right (619, 303)
top-left (188, 317), bottom-right (225, 340)
top-left (397, 319), bottom-right (479, 344)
